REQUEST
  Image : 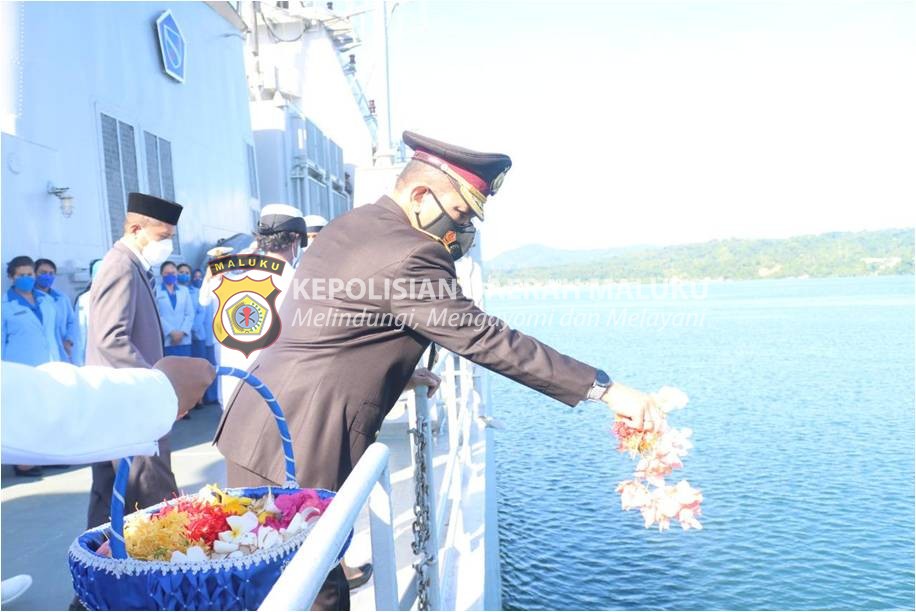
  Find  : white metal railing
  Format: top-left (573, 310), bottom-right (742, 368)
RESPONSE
top-left (259, 443), bottom-right (397, 611)
top-left (398, 349), bottom-right (487, 611)
top-left (260, 348), bottom-right (491, 611)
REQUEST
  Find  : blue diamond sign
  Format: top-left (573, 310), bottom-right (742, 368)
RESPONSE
top-left (156, 10), bottom-right (186, 83)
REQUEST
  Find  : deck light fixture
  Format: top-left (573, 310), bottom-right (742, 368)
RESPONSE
top-left (48, 182), bottom-right (75, 217)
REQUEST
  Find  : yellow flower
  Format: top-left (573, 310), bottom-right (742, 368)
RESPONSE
top-left (219, 494), bottom-right (253, 515)
top-left (124, 511), bottom-right (192, 561)
top-left (201, 484), bottom-right (253, 515)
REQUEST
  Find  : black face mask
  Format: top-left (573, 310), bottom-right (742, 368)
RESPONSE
top-left (415, 191), bottom-right (477, 261)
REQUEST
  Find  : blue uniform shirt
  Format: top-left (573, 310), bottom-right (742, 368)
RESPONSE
top-left (41, 287), bottom-right (80, 364)
top-left (2, 288), bottom-right (61, 365)
top-left (155, 283), bottom-right (194, 347)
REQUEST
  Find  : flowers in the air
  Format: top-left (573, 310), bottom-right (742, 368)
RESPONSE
top-left (611, 387), bottom-right (703, 531)
top-left (616, 478), bottom-right (703, 531)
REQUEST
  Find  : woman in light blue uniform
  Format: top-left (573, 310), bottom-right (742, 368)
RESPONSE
top-left (2, 256), bottom-right (60, 366)
top-left (73, 258), bottom-right (102, 366)
top-left (2, 255), bottom-right (61, 477)
top-left (34, 258), bottom-right (80, 364)
top-left (180, 264), bottom-right (218, 407)
top-left (155, 261), bottom-right (194, 359)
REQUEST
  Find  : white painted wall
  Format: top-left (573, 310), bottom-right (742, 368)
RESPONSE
top-left (246, 10), bottom-right (374, 171)
top-left (1, 1), bottom-right (256, 295)
top-left (352, 163), bottom-right (402, 208)
top-left (295, 29), bottom-right (374, 169)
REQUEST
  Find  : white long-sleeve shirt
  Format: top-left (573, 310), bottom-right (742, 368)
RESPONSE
top-left (1, 361), bottom-right (177, 465)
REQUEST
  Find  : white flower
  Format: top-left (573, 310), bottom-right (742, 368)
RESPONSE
top-left (213, 540), bottom-right (239, 554)
top-left (170, 546), bottom-right (208, 563)
top-left (257, 526), bottom-right (281, 549)
top-left (262, 490), bottom-right (280, 514)
top-left (216, 511), bottom-right (260, 554)
top-left (654, 387), bottom-right (689, 413)
top-left (300, 506), bottom-right (321, 524)
top-left (279, 512), bottom-right (306, 542)
top-left (278, 508), bottom-right (319, 542)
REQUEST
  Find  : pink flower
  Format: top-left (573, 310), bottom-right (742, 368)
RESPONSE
top-left (616, 480), bottom-right (650, 510)
top-left (610, 387), bottom-right (703, 532)
top-left (264, 490), bottom-right (332, 530)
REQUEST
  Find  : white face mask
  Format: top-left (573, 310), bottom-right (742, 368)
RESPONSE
top-left (141, 236), bottom-right (174, 266)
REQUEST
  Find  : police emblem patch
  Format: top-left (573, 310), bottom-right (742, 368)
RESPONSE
top-left (208, 254), bottom-right (286, 357)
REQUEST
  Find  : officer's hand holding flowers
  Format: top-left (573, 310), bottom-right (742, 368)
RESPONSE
top-left (602, 382), bottom-right (661, 432)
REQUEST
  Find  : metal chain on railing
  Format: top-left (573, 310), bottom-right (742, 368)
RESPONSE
top-left (409, 410), bottom-right (434, 610)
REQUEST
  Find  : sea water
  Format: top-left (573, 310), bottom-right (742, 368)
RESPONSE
top-left (490, 275), bottom-right (915, 610)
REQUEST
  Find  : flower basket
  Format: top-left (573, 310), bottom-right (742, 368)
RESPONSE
top-left (68, 367), bottom-right (351, 611)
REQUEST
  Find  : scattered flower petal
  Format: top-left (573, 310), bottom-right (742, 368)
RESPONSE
top-left (611, 387), bottom-right (703, 531)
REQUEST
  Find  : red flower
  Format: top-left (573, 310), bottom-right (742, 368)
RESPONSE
top-left (154, 498), bottom-right (231, 547)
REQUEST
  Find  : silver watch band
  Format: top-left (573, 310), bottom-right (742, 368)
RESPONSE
top-left (586, 369), bottom-right (612, 401)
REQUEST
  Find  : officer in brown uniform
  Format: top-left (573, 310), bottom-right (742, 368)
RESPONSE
top-left (215, 131), bottom-right (659, 610)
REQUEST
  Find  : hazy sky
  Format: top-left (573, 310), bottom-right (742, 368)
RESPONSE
top-left (347, 1), bottom-right (915, 258)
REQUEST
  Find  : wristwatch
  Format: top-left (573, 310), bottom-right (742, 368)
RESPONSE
top-left (586, 369), bottom-right (613, 402)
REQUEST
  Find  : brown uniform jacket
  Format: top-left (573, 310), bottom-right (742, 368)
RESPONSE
top-left (87, 241), bottom-right (164, 368)
top-left (215, 197), bottom-right (597, 490)
top-left (85, 240), bottom-right (177, 528)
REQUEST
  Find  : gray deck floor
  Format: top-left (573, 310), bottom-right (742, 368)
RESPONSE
top-left (0, 401), bottom-right (445, 611)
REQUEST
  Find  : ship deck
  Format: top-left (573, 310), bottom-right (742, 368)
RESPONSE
top-left (0, 399), bottom-right (473, 611)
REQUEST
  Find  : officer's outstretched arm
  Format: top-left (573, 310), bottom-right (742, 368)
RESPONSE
top-left (390, 241), bottom-right (597, 407)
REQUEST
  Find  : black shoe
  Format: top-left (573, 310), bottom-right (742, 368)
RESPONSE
top-left (13, 465), bottom-right (42, 477)
top-left (68, 595), bottom-right (86, 610)
top-left (344, 562), bottom-right (373, 590)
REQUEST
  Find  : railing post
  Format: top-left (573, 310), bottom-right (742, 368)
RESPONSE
top-left (408, 388), bottom-right (442, 610)
top-left (259, 443), bottom-right (392, 611)
top-left (368, 461), bottom-right (398, 610)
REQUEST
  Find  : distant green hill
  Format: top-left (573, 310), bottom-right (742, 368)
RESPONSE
top-left (485, 244), bottom-right (646, 271)
top-left (486, 228), bottom-right (914, 284)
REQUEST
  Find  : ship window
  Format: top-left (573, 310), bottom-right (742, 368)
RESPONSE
top-left (100, 113), bottom-right (140, 246)
top-left (306, 119), bottom-right (319, 164)
top-left (317, 130), bottom-right (327, 173)
top-left (143, 131), bottom-right (181, 254)
top-left (246, 143), bottom-right (259, 199)
top-left (333, 141), bottom-right (344, 184)
top-left (251, 208), bottom-right (260, 233)
top-left (143, 133), bottom-right (160, 198)
top-left (320, 181), bottom-right (330, 218)
top-left (332, 191), bottom-right (347, 219)
top-left (307, 177), bottom-right (325, 218)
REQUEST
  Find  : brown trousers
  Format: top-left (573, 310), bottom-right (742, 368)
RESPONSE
top-left (86, 434), bottom-right (178, 529)
top-left (226, 460), bottom-right (350, 611)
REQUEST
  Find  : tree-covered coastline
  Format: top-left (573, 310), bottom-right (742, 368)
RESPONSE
top-left (486, 228), bottom-right (914, 285)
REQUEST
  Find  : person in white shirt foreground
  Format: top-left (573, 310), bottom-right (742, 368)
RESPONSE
top-left (0, 356), bottom-right (215, 605)
top-left (1, 356), bottom-right (214, 464)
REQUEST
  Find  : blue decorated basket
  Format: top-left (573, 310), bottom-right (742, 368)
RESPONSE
top-left (68, 367), bottom-right (351, 611)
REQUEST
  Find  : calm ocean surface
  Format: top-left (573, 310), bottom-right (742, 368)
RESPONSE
top-left (488, 276), bottom-right (915, 610)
